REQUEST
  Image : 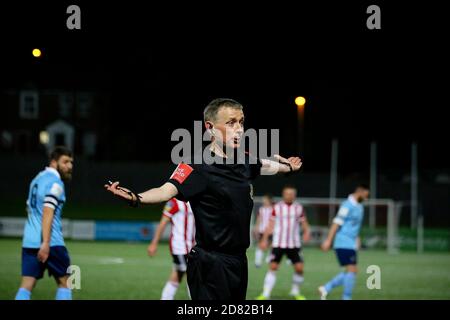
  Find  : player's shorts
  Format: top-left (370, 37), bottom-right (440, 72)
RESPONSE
top-left (22, 246), bottom-right (71, 279)
top-left (335, 248), bottom-right (357, 266)
top-left (270, 247), bottom-right (304, 264)
top-left (256, 233), bottom-right (273, 243)
top-left (172, 254), bottom-right (188, 272)
top-left (186, 246), bottom-right (248, 300)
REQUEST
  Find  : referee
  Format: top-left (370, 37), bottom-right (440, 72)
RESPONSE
top-left (105, 98), bottom-right (302, 300)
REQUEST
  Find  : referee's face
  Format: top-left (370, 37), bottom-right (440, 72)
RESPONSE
top-left (212, 107), bottom-right (245, 149)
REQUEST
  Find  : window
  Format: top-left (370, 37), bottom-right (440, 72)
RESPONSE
top-left (83, 132), bottom-right (97, 156)
top-left (59, 93), bottom-right (73, 118)
top-left (55, 133), bottom-right (66, 146)
top-left (77, 93), bottom-right (92, 118)
top-left (19, 90), bottom-right (39, 119)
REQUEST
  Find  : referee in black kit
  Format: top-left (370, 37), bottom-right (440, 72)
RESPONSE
top-left (105, 98), bottom-right (302, 300)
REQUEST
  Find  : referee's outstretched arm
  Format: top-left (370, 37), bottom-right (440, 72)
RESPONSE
top-left (104, 181), bottom-right (178, 206)
top-left (260, 154), bottom-right (302, 175)
top-left (105, 153), bottom-right (302, 205)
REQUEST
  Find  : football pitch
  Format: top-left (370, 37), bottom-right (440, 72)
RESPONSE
top-left (1, 238), bottom-right (449, 300)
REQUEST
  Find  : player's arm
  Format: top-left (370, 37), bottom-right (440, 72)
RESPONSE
top-left (321, 205), bottom-right (348, 251)
top-left (260, 155), bottom-right (302, 175)
top-left (260, 219), bottom-right (275, 250)
top-left (147, 215), bottom-right (170, 257)
top-left (301, 216), bottom-right (311, 243)
top-left (105, 181), bottom-right (178, 206)
top-left (321, 223), bottom-right (339, 251)
top-left (38, 206), bottom-right (55, 263)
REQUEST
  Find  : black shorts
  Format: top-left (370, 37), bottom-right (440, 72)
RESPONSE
top-left (172, 254), bottom-right (188, 272)
top-left (335, 248), bottom-right (357, 266)
top-left (22, 246), bottom-right (71, 279)
top-left (186, 246), bottom-right (248, 300)
top-left (270, 247), bottom-right (304, 264)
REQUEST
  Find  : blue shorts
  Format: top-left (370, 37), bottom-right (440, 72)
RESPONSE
top-left (335, 248), bottom-right (357, 266)
top-left (22, 246), bottom-right (71, 279)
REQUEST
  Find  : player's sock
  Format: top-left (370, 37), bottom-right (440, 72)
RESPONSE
top-left (342, 272), bottom-right (356, 300)
top-left (55, 287), bottom-right (72, 300)
top-left (290, 273), bottom-right (304, 296)
top-left (324, 272), bottom-right (346, 293)
top-left (255, 248), bottom-right (264, 267)
top-left (161, 281), bottom-right (179, 300)
top-left (262, 271), bottom-right (276, 298)
top-left (15, 288), bottom-right (31, 300)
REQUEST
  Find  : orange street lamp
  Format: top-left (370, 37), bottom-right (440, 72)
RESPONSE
top-left (295, 96), bottom-right (306, 155)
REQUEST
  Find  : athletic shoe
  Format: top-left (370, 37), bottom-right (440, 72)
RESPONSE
top-left (318, 286), bottom-right (328, 300)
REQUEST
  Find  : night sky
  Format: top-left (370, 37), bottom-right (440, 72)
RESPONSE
top-left (1, 2), bottom-right (448, 174)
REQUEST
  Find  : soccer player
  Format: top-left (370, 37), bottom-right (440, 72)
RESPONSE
top-left (256, 185), bottom-right (311, 300)
top-left (253, 194), bottom-right (274, 268)
top-left (105, 98), bottom-right (302, 300)
top-left (15, 146), bottom-right (74, 300)
top-left (318, 184), bottom-right (370, 300)
top-left (147, 198), bottom-right (195, 300)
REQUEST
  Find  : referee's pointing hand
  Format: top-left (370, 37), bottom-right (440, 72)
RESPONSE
top-left (274, 154), bottom-right (303, 172)
top-left (104, 181), bottom-right (133, 201)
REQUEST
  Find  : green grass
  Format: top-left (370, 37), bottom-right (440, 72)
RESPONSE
top-left (1, 239), bottom-right (450, 300)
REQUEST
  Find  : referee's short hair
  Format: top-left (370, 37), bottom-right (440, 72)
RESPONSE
top-left (49, 146), bottom-right (73, 162)
top-left (204, 98), bottom-right (243, 122)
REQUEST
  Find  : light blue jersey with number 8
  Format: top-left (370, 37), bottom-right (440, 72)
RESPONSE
top-left (22, 167), bottom-right (66, 248)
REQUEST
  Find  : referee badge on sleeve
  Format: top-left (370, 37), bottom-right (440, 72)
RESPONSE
top-left (170, 163), bottom-right (193, 184)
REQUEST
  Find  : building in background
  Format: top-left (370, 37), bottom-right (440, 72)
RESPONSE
top-left (1, 84), bottom-right (108, 158)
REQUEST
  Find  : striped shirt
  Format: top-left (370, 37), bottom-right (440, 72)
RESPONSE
top-left (257, 206), bottom-right (274, 234)
top-left (163, 198), bottom-right (196, 255)
top-left (271, 201), bottom-right (306, 249)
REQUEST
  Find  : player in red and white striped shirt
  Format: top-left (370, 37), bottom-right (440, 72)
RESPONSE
top-left (256, 185), bottom-right (311, 300)
top-left (147, 198), bottom-right (195, 300)
top-left (253, 194), bottom-right (274, 268)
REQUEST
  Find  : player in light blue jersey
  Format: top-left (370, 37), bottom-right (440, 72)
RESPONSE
top-left (15, 146), bottom-right (74, 300)
top-left (319, 184), bottom-right (369, 300)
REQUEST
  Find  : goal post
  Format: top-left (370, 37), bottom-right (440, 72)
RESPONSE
top-left (251, 196), bottom-right (399, 254)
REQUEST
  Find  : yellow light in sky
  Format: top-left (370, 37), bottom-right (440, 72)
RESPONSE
top-left (295, 96), bottom-right (306, 107)
top-left (32, 48), bottom-right (42, 58)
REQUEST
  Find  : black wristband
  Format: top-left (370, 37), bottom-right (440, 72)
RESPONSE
top-left (127, 191), bottom-right (141, 207)
top-left (279, 160), bottom-right (293, 172)
top-left (279, 160), bottom-right (294, 176)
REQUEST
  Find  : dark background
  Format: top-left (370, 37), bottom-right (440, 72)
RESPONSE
top-left (1, 1), bottom-right (448, 170)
